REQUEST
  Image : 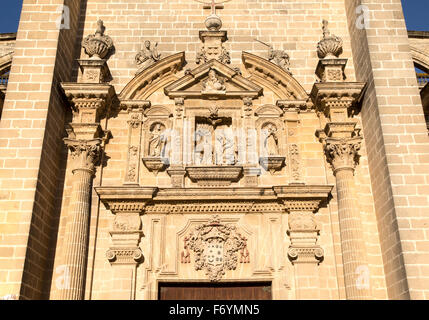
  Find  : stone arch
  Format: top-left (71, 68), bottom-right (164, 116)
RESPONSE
top-left (242, 52), bottom-right (308, 101)
top-left (411, 46), bottom-right (429, 73)
top-left (119, 52), bottom-right (186, 100)
top-left (0, 52), bottom-right (13, 75)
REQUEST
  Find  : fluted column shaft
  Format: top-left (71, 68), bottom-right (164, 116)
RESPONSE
top-left (59, 167), bottom-right (94, 300)
top-left (324, 137), bottom-right (372, 300)
top-left (334, 167), bottom-right (371, 299)
top-left (57, 139), bottom-right (101, 300)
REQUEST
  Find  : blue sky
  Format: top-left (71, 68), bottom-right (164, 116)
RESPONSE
top-left (0, 0), bottom-right (427, 33)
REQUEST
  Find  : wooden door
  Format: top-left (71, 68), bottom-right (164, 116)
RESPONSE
top-left (158, 282), bottom-right (272, 300)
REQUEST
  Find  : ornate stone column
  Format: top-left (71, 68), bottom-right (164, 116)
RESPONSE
top-left (311, 20), bottom-right (370, 299)
top-left (323, 137), bottom-right (372, 299)
top-left (59, 139), bottom-right (101, 300)
top-left (57, 20), bottom-right (116, 300)
top-left (274, 185), bottom-right (332, 300)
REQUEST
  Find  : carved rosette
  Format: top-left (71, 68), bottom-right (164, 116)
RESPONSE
top-left (183, 215), bottom-right (248, 282)
top-left (64, 139), bottom-right (102, 173)
top-left (324, 137), bottom-right (362, 174)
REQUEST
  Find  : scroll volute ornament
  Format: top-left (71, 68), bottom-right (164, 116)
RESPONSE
top-left (317, 20), bottom-right (343, 59)
top-left (82, 20), bottom-right (114, 59)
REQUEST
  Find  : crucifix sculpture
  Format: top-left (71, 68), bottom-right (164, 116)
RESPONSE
top-left (194, 0), bottom-right (231, 15)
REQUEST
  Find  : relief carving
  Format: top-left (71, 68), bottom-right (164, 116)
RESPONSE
top-left (202, 69), bottom-right (226, 94)
top-left (182, 215), bottom-right (248, 282)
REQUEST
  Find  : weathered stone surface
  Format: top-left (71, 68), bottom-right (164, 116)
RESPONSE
top-left (0, 0), bottom-right (428, 301)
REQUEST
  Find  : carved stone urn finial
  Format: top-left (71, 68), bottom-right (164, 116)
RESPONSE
top-left (317, 20), bottom-right (343, 59)
top-left (82, 20), bottom-right (114, 59)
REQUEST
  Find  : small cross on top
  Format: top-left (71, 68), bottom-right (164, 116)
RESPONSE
top-left (194, 0), bottom-right (231, 15)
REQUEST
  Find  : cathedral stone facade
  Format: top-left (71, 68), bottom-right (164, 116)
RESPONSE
top-left (0, 0), bottom-right (429, 300)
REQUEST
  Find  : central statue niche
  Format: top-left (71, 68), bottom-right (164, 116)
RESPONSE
top-left (194, 106), bottom-right (236, 166)
top-left (186, 106), bottom-right (243, 187)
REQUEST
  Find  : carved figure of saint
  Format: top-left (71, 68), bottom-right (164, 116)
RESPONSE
top-left (195, 125), bottom-right (213, 165)
top-left (135, 40), bottom-right (161, 73)
top-left (263, 124), bottom-right (279, 156)
top-left (202, 69), bottom-right (226, 93)
top-left (214, 126), bottom-right (236, 165)
top-left (268, 45), bottom-right (291, 74)
top-left (148, 123), bottom-right (167, 157)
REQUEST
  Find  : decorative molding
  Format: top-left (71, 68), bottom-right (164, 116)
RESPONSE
top-left (119, 52), bottom-right (186, 100)
top-left (186, 165), bottom-right (243, 186)
top-left (288, 246), bottom-right (324, 265)
top-left (259, 156), bottom-right (286, 174)
top-left (142, 157), bottom-right (169, 175)
top-left (182, 215), bottom-right (248, 282)
top-left (289, 144), bottom-right (301, 181)
top-left (106, 247), bottom-right (143, 265)
top-left (242, 51), bottom-right (308, 101)
top-left (164, 59), bottom-right (263, 99)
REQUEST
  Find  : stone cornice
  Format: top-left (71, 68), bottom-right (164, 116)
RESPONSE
top-left (310, 82), bottom-right (366, 105)
top-left (95, 186), bottom-right (158, 214)
top-left (95, 185), bottom-right (333, 214)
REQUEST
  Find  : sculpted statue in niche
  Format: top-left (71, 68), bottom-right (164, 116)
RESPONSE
top-left (148, 123), bottom-right (168, 157)
top-left (215, 125), bottom-right (236, 165)
top-left (262, 123), bottom-right (279, 156)
top-left (135, 40), bottom-right (161, 74)
top-left (202, 69), bottom-right (226, 93)
top-left (195, 124), bottom-right (213, 165)
top-left (194, 115), bottom-right (235, 166)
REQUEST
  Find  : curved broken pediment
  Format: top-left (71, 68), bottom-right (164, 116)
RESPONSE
top-left (119, 52), bottom-right (186, 100)
top-left (242, 52), bottom-right (308, 101)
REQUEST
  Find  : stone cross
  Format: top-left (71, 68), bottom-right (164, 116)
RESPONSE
top-left (195, 0), bottom-right (230, 15)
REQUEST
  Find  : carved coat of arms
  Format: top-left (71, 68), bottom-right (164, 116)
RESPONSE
top-left (182, 215), bottom-right (248, 282)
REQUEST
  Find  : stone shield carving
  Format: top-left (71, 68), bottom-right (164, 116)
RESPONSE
top-left (183, 215), bottom-right (248, 282)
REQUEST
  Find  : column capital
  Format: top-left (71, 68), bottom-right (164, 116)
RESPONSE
top-left (64, 138), bottom-right (102, 173)
top-left (323, 137), bottom-right (362, 174)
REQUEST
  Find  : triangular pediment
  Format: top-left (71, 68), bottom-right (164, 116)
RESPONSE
top-left (164, 59), bottom-right (263, 99)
